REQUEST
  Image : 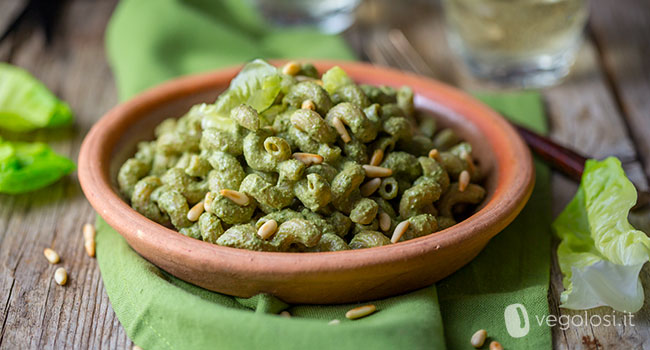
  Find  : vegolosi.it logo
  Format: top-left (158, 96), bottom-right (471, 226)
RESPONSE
top-left (504, 303), bottom-right (635, 338)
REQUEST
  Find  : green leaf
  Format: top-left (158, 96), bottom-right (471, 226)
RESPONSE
top-left (194, 103), bottom-right (237, 133)
top-left (0, 63), bottom-right (73, 132)
top-left (553, 157), bottom-right (650, 312)
top-left (321, 66), bottom-right (353, 95)
top-left (0, 137), bottom-right (75, 194)
top-left (211, 59), bottom-right (281, 118)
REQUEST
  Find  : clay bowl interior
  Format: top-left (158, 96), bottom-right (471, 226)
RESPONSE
top-left (79, 61), bottom-right (534, 304)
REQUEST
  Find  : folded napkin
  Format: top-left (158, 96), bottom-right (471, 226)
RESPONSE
top-left (100, 0), bottom-right (552, 348)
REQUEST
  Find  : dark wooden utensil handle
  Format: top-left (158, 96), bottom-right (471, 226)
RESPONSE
top-left (511, 123), bottom-right (587, 182)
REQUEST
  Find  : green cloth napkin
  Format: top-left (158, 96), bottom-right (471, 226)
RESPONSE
top-left (100, 0), bottom-right (552, 348)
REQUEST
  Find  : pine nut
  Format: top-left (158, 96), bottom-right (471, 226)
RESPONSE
top-left (83, 223), bottom-right (96, 258)
top-left (391, 220), bottom-right (410, 243)
top-left (132, 346), bottom-right (143, 350)
top-left (187, 200), bottom-right (205, 221)
top-left (362, 165), bottom-right (393, 178)
top-left (83, 223), bottom-right (95, 242)
top-left (84, 241), bottom-right (95, 258)
top-left (378, 212), bottom-right (391, 232)
top-left (428, 148), bottom-right (442, 162)
top-left (43, 248), bottom-right (60, 264)
top-left (293, 152), bottom-right (324, 166)
top-left (328, 319), bottom-right (340, 325)
top-left (345, 304), bottom-right (376, 320)
top-left (282, 61), bottom-right (301, 76)
top-left (331, 116), bottom-right (351, 143)
top-left (360, 178), bottom-right (382, 197)
top-left (257, 219), bottom-right (278, 240)
top-left (471, 329), bottom-right (487, 348)
top-left (301, 99), bottom-right (316, 110)
top-left (54, 267), bottom-right (67, 286)
top-left (489, 341), bottom-right (503, 350)
top-left (369, 149), bottom-right (384, 166)
top-left (459, 170), bottom-right (470, 192)
top-left (204, 191), bottom-right (213, 212)
top-left (280, 311), bottom-right (291, 318)
top-left (220, 189), bottom-right (250, 206)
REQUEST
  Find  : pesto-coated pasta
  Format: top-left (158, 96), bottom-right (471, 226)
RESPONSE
top-left (240, 173), bottom-right (294, 212)
top-left (349, 198), bottom-right (379, 225)
top-left (230, 104), bottom-right (261, 131)
top-left (290, 109), bottom-right (337, 143)
top-left (283, 81), bottom-right (333, 115)
top-left (198, 212), bottom-right (225, 243)
top-left (349, 231), bottom-right (391, 249)
top-left (294, 173), bottom-right (332, 211)
top-left (308, 233), bottom-right (350, 252)
top-left (156, 189), bottom-right (192, 228)
top-left (270, 219), bottom-right (322, 251)
top-left (131, 176), bottom-right (168, 224)
top-left (325, 102), bottom-right (378, 143)
top-left (117, 60), bottom-right (486, 252)
top-left (118, 158), bottom-right (150, 198)
top-left (331, 84), bottom-right (371, 108)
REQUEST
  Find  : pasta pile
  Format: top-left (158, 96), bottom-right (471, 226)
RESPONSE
top-left (118, 60), bottom-right (485, 252)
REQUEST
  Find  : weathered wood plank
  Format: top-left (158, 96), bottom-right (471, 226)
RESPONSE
top-left (589, 0), bottom-right (650, 179)
top-left (0, 0), bottom-right (25, 40)
top-left (0, 0), bottom-right (129, 349)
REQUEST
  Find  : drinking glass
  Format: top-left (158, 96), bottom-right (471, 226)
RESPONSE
top-left (248, 0), bottom-right (361, 34)
top-left (442, 0), bottom-right (589, 88)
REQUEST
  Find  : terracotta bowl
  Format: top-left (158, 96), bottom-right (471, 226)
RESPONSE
top-left (79, 61), bottom-right (534, 304)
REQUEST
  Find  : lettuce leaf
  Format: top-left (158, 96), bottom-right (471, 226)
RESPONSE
top-left (321, 66), bottom-right (353, 95)
top-left (0, 63), bottom-right (73, 132)
top-left (0, 137), bottom-right (75, 194)
top-left (553, 157), bottom-right (650, 312)
top-left (210, 59), bottom-right (281, 119)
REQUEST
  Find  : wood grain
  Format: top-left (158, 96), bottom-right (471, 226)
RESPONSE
top-left (0, 0), bottom-right (26, 41)
top-left (0, 0), bottom-right (130, 349)
top-left (589, 0), bottom-right (650, 180)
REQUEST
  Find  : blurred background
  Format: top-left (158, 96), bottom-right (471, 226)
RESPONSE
top-left (253, 0), bottom-right (589, 88)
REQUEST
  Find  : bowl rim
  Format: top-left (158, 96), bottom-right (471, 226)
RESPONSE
top-left (79, 60), bottom-right (534, 276)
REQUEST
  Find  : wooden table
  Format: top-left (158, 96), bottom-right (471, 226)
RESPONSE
top-left (0, 0), bottom-right (648, 348)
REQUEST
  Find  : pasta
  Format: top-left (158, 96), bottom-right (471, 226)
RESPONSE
top-left (117, 60), bottom-right (487, 252)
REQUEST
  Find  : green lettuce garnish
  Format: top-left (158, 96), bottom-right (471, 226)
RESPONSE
top-left (201, 59), bottom-right (282, 132)
top-left (0, 63), bottom-right (73, 132)
top-left (0, 137), bottom-right (75, 194)
top-left (553, 157), bottom-right (650, 312)
top-left (321, 66), bottom-right (353, 95)
top-left (213, 59), bottom-right (281, 114)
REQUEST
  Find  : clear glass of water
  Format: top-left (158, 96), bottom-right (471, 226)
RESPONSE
top-left (442, 0), bottom-right (589, 88)
top-left (249, 0), bottom-right (361, 34)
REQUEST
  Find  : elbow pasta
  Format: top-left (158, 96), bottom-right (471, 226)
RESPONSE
top-left (117, 61), bottom-right (487, 252)
top-left (325, 102), bottom-right (379, 143)
top-left (331, 84), bottom-right (371, 108)
top-left (294, 173), bottom-right (332, 212)
top-left (349, 231), bottom-right (391, 249)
